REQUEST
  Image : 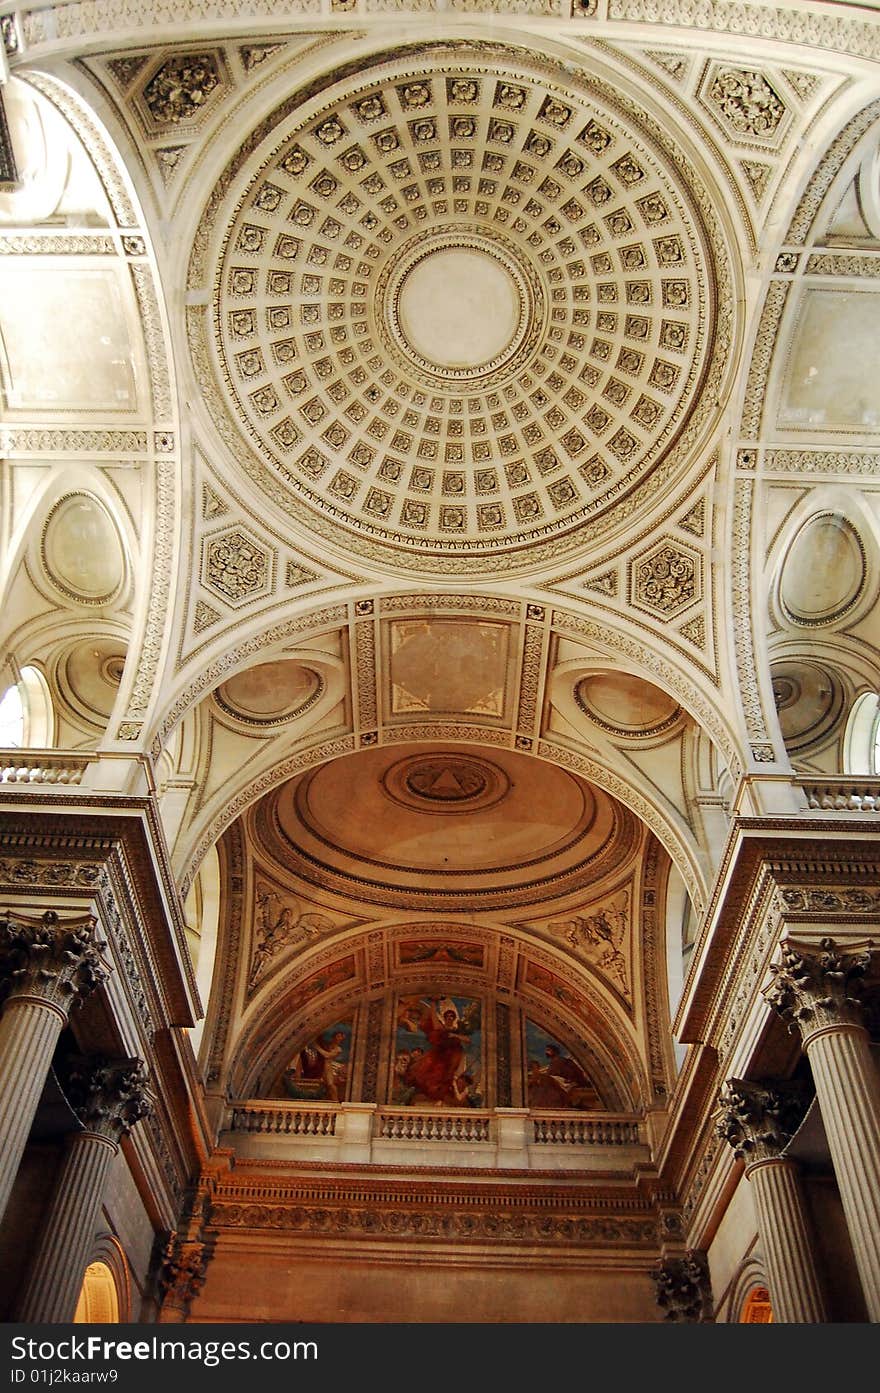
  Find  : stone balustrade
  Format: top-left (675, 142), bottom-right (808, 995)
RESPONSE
top-left (224, 1100), bottom-right (649, 1170)
top-left (0, 751), bottom-right (91, 784)
top-left (231, 1104), bottom-right (337, 1137)
top-left (795, 777), bottom-right (880, 811)
top-left (378, 1109), bottom-right (491, 1143)
top-left (532, 1114), bottom-right (642, 1145)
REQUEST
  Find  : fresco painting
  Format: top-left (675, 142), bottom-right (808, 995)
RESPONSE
top-left (281, 1019), bottom-right (353, 1102)
top-left (398, 940), bottom-right (484, 967)
top-left (524, 1018), bottom-right (602, 1111)
top-left (391, 994), bottom-right (483, 1107)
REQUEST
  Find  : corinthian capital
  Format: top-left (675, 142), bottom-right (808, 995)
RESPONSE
top-left (159, 1233), bottom-right (209, 1310)
top-left (763, 937), bottom-right (875, 1039)
top-left (59, 1054), bottom-right (153, 1145)
top-left (652, 1249), bottom-right (712, 1322)
top-left (0, 909), bottom-right (110, 1015)
top-left (715, 1078), bottom-right (810, 1166)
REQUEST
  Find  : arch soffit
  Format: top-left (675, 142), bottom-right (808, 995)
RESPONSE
top-left (175, 719), bottom-right (709, 914)
top-left (159, 590), bottom-right (737, 902)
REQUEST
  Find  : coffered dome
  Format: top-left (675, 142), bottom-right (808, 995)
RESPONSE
top-left (193, 42), bottom-right (730, 574)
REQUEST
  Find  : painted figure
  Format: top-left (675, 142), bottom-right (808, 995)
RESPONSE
top-left (393, 996), bottom-right (481, 1106)
top-left (525, 1021), bottom-right (602, 1111)
top-left (284, 1026), bottom-right (349, 1101)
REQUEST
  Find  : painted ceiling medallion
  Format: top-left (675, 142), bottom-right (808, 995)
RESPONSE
top-left (200, 45), bottom-right (722, 571)
top-left (214, 659), bottom-right (322, 725)
top-left (778, 513), bottom-right (866, 627)
top-left (575, 672), bottom-right (681, 738)
top-left (382, 751), bottom-right (510, 813)
top-left (41, 493), bottom-right (125, 605)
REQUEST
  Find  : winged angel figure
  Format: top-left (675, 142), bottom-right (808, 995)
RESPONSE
top-left (248, 885), bottom-right (334, 992)
top-left (550, 894), bottom-right (630, 996)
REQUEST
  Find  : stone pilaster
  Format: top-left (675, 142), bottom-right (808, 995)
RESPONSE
top-left (15, 1056), bottom-right (152, 1324)
top-left (0, 910), bottom-right (110, 1224)
top-left (652, 1249), bottom-right (712, 1321)
top-left (715, 1078), bottom-right (827, 1321)
top-left (764, 937), bottom-right (880, 1322)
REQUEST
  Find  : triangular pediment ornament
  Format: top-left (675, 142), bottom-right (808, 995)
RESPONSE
top-left (107, 55), bottom-right (150, 91)
top-left (679, 615), bottom-right (706, 648)
top-left (239, 44), bottom-right (285, 72)
top-left (739, 159), bottom-right (773, 205)
top-left (286, 561), bottom-right (319, 588)
top-left (583, 569), bottom-right (618, 597)
top-left (201, 484), bottom-right (228, 520)
top-left (154, 145), bottom-right (187, 186)
top-left (193, 600), bottom-right (221, 634)
top-left (781, 69), bottom-right (823, 102)
top-left (677, 499), bottom-right (706, 537)
top-left (642, 50), bottom-right (693, 84)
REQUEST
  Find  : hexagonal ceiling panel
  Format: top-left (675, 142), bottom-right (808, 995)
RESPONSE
top-left (193, 42), bottom-right (728, 574)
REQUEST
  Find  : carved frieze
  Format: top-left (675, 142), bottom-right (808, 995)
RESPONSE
top-left (631, 540), bottom-right (700, 618)
top-left (138, 52), bottom-right (224, 131)
top-left (201, 527), bottom-right (273, 606)
top-left (706, 69), bottom-right (786, 140)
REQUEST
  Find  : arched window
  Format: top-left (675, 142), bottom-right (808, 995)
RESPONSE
top-left (0, 682), bottom-right (24, 747)
top-left (0, 666), bottom-right (54, 749)
top-left (73, 1261), bottom-right (119, 1324)
top-left (740, 1285), bottom-right (773, 1323)
top-left (843, 691), bottom-right (880, 774)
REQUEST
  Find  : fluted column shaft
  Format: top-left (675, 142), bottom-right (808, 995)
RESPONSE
top-left (0, 995), bottom-right (68, 1222)
top-left (746, 1156), bottom-right (828, 1322)
top-left (16, 1129), bottom-right (118, 1323)
top-left (716, 1077), bottom-right (827, 1322)
top-left (14, 1054), bottom-right (152, 1324)
top-left (803, 1022), bottom-right (880, 1321)
top-left (764, 937), bottom-right (880, 1322)
top-left (0, 911), bottom-right (109, 1226)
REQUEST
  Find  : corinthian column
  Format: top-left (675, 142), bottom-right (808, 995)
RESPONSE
top-left (716, 1078), bottom-right (827, 1322)
top-left (764, 936), bottom-right (880, 1322)
top-left (0, 910), bottom-right (110, 1225)
top-left (15, 1055), bottom-right (152, 1324)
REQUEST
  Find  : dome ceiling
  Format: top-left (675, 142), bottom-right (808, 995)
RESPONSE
top-left (251, 743), bottom-right (640, 910)
top-left (193, 41), bottom-right (728, 574)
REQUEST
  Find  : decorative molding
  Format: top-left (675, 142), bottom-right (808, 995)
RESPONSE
top-left (120, 458), bottom-right (177, 727)
top-left (208, 1195), bottom-right (658, 1247)
top-left (731, 477), bottom-right (771, 753)
top-left (0, 429), bottom-right (148, 455)
top-left (763, 449), bottom-right (880, 475)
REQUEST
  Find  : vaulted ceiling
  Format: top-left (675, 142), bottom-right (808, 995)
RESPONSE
top-left (2, 10), bottom-right (880, 1121)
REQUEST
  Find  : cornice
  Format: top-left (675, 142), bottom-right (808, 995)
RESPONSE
top-left (0, 794), bottom-right (200, 1028)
